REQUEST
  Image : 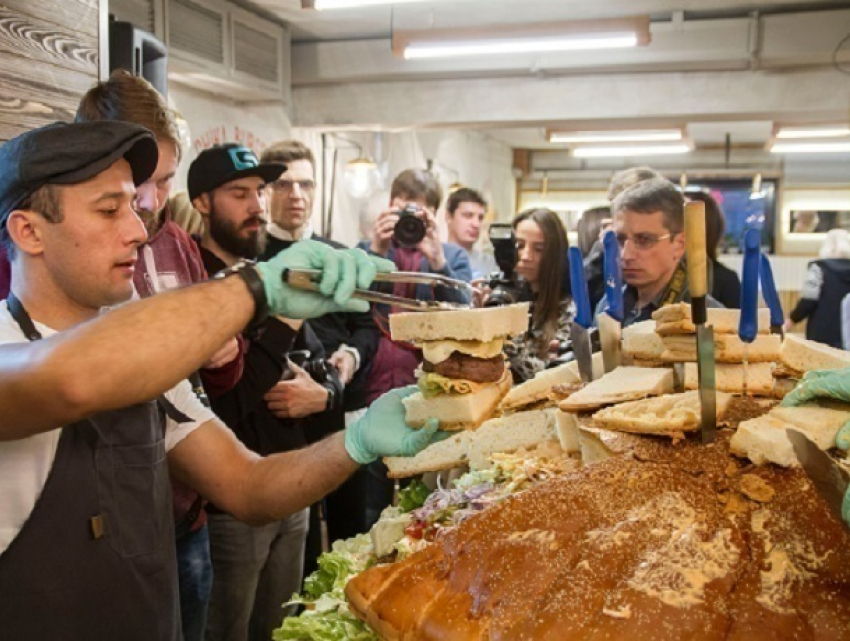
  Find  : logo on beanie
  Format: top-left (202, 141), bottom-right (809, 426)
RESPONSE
top-left (228, 147), bottom-right (259, 171)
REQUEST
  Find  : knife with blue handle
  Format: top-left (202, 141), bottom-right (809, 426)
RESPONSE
top-left (739, 229), bottom-right (761, 344)
top-left (568, 246), bottom-right (594, 383)
top-left (759, 253), bottom-right (784, 337)
top-left (599, 230), bottom-right (623, 373)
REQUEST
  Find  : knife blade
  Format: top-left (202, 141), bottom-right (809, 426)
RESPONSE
top-left (787, 429), bottom-right (850, 529)
top-left (759, 253), bottom-right (784, 337)
top-left (684, 201), bottom-right (717, 443)
top-left (739, 229), bottom-right (761, 397)
top-left (599, 230), bottom-right (623, 374)
top-left (568, 246), bottom-right (594, 383)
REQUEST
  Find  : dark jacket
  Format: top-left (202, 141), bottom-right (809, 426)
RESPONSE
top-left (790, 258), bottom-right (850, 349)
top-left (263, 234), bottom-right (380, 412)
top-left (196, 242), bottom-right (344, 466)
top-left (710, 259), bottom-right (742, 309)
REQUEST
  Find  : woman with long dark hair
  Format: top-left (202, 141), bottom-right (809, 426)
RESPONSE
top-left (501, 208), bottom-right (573, 382)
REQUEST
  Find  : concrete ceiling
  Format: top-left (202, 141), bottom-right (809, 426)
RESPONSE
top-left (250, 0), bottom-right (849, 42)
top-left (242, 0), bottom-right (850, 158)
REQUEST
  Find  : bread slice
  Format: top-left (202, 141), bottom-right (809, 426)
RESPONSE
top-left (558, 367), bottom-right (675, 412)
top-left (653, 303), bottom-right (770, 335)
top-left (500, 361), bottom-right (581, 411)
top-left (661, 333), bottom-right (781, 363)
top-left (384, 408), bottom-right (559, 478)
top-left (389, 303), bottom-right (530, 342)
top-left (684, 361), bottom-right (775, 396)
top-left (622, 319), bottom-right (665, 361)
top-left (780, 334), bottom-right (850, 376)
top-left (730, 404), bottom-right (850, 467)
top-left (403, 371), bottom-right (512, 431)
top-left (591, 390), bottom-right (732, 436)
top-left (554, 409), bottom-right (581, 453)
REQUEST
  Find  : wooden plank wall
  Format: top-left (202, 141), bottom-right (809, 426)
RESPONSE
top-left (0, 0), bottom-right (100, 143)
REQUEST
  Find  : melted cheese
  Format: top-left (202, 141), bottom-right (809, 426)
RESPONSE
top-left (419, 338), bottom-right (505, 364)
top-left (418, 372), bottom-right (489, 398)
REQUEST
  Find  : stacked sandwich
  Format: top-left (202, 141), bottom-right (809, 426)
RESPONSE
top-left (389, 303), bottom-right (529, 432)
top-left (652, 303), bottom-right (781, 396)
top-left (774, 333), bottom-right (850, 390)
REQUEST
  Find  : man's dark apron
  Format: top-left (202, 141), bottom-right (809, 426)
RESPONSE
top-left (0, 293), bottom-right (181, 640)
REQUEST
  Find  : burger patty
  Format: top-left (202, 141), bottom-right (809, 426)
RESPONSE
top-left (422, 352), bottom-right (505, 383)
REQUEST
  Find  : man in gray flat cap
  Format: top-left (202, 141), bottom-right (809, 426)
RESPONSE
top-left (0, 121), bottom-right (443, 641)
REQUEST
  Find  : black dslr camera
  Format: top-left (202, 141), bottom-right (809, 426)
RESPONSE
top-left (393, 203), bottom-right (426, 248)
top-left (485, 223), bottom-right (529, 307)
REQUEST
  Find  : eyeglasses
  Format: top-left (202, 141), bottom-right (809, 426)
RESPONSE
top-left (269, 179), bottom-right (316, 194)
top-left (615, 232), bottom-right (673, 251)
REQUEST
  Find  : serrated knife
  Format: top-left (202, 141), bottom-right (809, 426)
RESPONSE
top-left (568, 246), bottom-right (594, 383)
top-left (684, 200), bottom-right (717, 443)
top-left (759, 253), bottom-right (784, 337)
top-left (787, 429), bottom-right (849, 530)
top-left (599, 230), bottom-right (623, 374)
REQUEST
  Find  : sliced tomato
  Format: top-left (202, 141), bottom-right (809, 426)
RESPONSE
top-left (405, 521), bottom-right (425, 540)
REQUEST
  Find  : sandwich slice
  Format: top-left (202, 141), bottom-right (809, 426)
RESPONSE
top-left (730, 404), bottom-right (850, 467)
top-left (660, 333), bottom-right (781, 363)
top-left (591, 390), bottom-right (733, 438)
top-left (622, 319), bottom-right (666, 362)
top-left (558, 366), bottom-right (675, 412)
top-left (684, 361), bottom-right (775, 396)
top-left (653, 303), bottom-right (770, 335)
top-left (389, 303), bottom-right (529, 431)
top-left (779, 334), bottom-right (850, 379)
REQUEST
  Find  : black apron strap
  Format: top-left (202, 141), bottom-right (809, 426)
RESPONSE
top-left (6, 292), bottom-right (42, 341)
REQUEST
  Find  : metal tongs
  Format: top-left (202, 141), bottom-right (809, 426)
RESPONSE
top-left (282, 268), bottom-right (473, 311)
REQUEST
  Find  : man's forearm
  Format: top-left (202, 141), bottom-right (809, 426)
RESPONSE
top-left (237, 431), bottom-right (358, 524)
top-left (0, 276), bottom-right (254, 438)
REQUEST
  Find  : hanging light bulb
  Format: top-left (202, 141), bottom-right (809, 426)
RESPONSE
top-left (679, 172), bottom-right (688, 191)
top-left (541, 172), bottom-right (549, 198)
top-left (344, 156), bottom-right (379, 199)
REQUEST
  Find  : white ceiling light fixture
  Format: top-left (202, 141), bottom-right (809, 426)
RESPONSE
top-left (393, 17), bottom-right (650, 60)
top-left (572, 143), bottom-right (692, 158)
top-left (548, 128), bottom-right (683, 144)
top-left (302, 0), bottom-right (428, 9)
top-left (775, 125), bottom-right (850, 139)
top-left (770, 141), bottom-right (850, 154)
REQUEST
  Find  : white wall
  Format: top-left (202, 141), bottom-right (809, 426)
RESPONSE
top-left (168, 84), bottom-right (293, 192)
top-left (291, 128), bottom-right (515, 249)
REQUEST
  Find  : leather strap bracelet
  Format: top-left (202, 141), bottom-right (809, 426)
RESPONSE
top-left (214, 261), bottom-right (269, 336)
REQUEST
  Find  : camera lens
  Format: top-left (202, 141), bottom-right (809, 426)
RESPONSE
top-left (393, 212), bottom-right (426, 248)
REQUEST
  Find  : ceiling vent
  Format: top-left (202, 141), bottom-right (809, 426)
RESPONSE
top-left (164, 0), bottom-right (290, 102)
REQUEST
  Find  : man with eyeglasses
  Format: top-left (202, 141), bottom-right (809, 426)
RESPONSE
top-left (259, 140), bottom-right (383, 547)
top-left (596, 177), bottom-right (722, 327)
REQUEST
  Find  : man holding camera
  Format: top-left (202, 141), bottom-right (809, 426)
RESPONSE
top-left (187, 144), bottom-right (344, 641)
top-left (362, 169), bottom-right (472, 403)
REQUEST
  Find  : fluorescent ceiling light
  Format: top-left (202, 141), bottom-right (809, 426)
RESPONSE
top-left (776, 125), bottom-right (850, 139)
top-left (770, 141), bottom-right (850, 154)
top-left (549, 129), bottom-right (682, 144)
top-left (572, 143), bottom-right (691, 158)
top-left (405, 34), bottom-right (637, 59)
top-left (306, 0), bottom-right (427, 9)
top-left (393, 17), bottom-right (650, 60)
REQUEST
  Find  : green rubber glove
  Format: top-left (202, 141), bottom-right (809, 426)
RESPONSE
top-left (344, 386), bottom-right (450, 465)
top-left (781, 366), bottom-right (850, 450)
top-left (256, 240), bottom-right (394, 319)
top-left (781, 367), bottom-right (850, 526)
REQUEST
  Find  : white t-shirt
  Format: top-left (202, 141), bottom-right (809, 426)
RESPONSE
top-left (0, 302), bottom-right (216, 553)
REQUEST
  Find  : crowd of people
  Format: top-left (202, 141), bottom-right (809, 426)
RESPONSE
top-left (1, 68), bottom-right (849, 641)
